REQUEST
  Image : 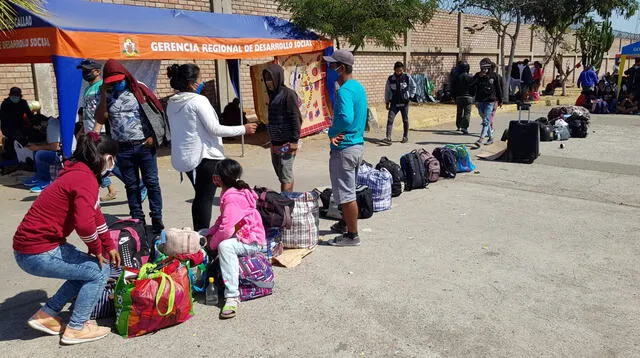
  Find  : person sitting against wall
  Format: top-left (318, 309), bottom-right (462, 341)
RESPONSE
top-left (617, 92), bottom-right (638, 115)
top-left (0, 87), bottom-right (32, 161)
top-left (22, 116), bottom-right (76, 193)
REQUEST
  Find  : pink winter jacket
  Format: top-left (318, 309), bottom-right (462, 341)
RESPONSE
top-left (207, 187), bottom-right (266, 250)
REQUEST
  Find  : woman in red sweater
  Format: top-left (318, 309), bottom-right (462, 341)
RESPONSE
top-left (13, 133), bottom-right (121, 345)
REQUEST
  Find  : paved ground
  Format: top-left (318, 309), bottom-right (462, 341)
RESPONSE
top-left (0, 106), bottom-right (639, 357)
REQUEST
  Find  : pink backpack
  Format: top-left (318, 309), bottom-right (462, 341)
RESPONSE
top-left (417, 148), bottom-right (441, 183)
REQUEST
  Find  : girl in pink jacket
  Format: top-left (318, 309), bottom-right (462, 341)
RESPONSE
top-left (206, 159), bottom-right (265, 319)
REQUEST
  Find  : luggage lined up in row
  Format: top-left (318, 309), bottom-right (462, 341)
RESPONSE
top-left (505, 104), bottom-right (590, 164)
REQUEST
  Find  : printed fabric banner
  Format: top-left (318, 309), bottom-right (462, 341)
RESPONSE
top-left (276, 52), bottom-right (332, 137)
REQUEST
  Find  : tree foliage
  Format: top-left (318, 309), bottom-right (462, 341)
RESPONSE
top-left (276, 0), bottom-right (438, 52)
top-left (576, 18), bottom-right (614, 71)
top-left (0, 0), bottom-right (43, 31)
top-left (454, 0), bottom-right (533, 102)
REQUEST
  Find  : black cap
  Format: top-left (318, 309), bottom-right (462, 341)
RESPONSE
top-left (394, 61), bottom-right (404, 69)
top-left (77, 59), bottom-right (100, 70)
top-left (9, 87), bottom-right (21, 96)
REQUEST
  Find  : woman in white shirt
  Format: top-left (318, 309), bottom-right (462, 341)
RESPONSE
top-left (166, 64), bottom-right (257, 230)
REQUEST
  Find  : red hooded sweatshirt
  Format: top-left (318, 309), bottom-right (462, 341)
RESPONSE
top-left (13, 161), bottom-right (115, 256)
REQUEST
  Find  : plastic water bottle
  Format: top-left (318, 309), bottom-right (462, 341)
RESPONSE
top-left (205, 277), bottom-right (218, 306)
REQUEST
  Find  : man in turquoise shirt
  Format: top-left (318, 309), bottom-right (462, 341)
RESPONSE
top-left (323, 50), bottom-right (368, 247)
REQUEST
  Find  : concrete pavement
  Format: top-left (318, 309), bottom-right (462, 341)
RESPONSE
top-left (0, 107), bottom-right (639, 357)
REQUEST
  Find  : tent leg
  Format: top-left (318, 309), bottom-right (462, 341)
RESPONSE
top-left (238, 59), bottom-right (245, 157)
top-left (617, 56), bottom-right (626, 98)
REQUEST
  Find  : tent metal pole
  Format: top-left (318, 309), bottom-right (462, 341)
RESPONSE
top-left (238, 58), bottom-right (245, 157)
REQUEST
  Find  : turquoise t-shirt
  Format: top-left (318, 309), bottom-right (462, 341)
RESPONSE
top-left (82, 79), bottom-right (103, 132)
top-left (328, 79), bottom-right (368, 150)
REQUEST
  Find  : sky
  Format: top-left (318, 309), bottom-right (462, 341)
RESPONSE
top-left (602, 13), bottom-right (640, 33)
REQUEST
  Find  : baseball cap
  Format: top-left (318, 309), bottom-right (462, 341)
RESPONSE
top-left (77, 59), bottom-right (101, 71)
top-left (9, 87), bottom-right (22, 96)
top-left (103, 73), bottom-right (126, 84)
top-left (323, 50), bottom-right (355, 66)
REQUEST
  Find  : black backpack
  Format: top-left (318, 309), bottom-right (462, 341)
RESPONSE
top-left (356, 185), bottom-right (374, 219)
top-left (433, 147), bottom-right (457, 179)
top-left (376, 156), bottom-right (404, 197)
top-left (400, 150), bottom-right (427, 191)
top-left (567, 115), bottom-right (589, 138)
top-left (253, 187), bottom-right (295, 229)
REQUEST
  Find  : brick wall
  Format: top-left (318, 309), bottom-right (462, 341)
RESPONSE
top-left (0, 65), bottom-right (36, 103)
top-left (412, 11), bottom-right (458, 49)
top-left (410, 53), bottom-right (457, 88)
top-left (353, 52), bottom-right (405, 104)
top-left (461, 14), bottom-right (498, 50)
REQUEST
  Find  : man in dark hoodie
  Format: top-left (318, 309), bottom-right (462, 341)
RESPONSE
top-left (0, 87), bottom-right (32, 160)
top-left (452, 60), bottom-right (474, 134)
top-left (472, 58), bottom-right (503, 145)
top-left (262, 64), bottom-right (302, 192)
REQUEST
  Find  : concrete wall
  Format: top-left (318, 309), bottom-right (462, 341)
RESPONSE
top-left (1, 1), bottom-right (633, 115)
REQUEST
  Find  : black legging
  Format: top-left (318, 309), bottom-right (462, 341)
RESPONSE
top-left (185, 158), bottom-right (219, 231)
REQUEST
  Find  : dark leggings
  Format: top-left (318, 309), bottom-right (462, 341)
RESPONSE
top-left (185, 158), bottom-right (219, 231)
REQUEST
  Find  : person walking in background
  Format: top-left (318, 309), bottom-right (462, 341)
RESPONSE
top-left (452, 60), bottom-right (474, 135)
top-left (577, 65), bottom-right (599, 92)
top-left (166, 63), bottom-right (257, 231)
top-left (323, 50), bottom-right (368, 246)
top-left (13, 134), bottom-right (120, 345)
top-left (532, 61), bottom-right (544, 94)
top-left (382, 62), bottom-right (416, 145)
top-left (262, 64), bottom-right (302, 192)
top-left (94, 59), bottom-right (165, 234)
top-left (520, 59), bottom-right (533, 101)
top-left (489, 62), bottom-right (502, 132)
top-left (472, 58), bottom-right (503, 146)
top-left (509, 62), bottom-right (521, 97)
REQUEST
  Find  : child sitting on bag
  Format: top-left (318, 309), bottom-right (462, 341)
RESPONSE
top-left (205, 159), bottom-right (266, 319)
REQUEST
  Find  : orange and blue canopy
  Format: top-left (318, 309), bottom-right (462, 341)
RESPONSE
top-left (0, 0), bottom-right (332, 62)
top-left (0, 0), bottom-right (332, 156)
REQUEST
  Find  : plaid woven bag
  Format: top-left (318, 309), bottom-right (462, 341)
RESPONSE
top-left (357, 164), bottom-right (392, 212)
top-left (280, 191), bottom-right (320, 249)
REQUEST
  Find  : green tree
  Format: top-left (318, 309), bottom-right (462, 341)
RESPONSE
top-left (275, 0), bottom-right (438, 52)
top-left (524, 0), bottom-right (638, 95)
top-left (0, 0), bottom-right (43, 30)
top-left (454, 0), bottom-right (532, 103)
top-left (576, 18), bottom-right (614, 71)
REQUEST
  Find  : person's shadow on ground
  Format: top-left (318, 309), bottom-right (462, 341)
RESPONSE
top-left (0, 289), bottom-right (50, 342)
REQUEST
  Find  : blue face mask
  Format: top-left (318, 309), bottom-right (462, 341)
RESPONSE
top-left (195, 82), bottom-right (205, 94)
top-left (9, 96), bottom-right (20, 104)
top-left (327, 67), bottom-right (339, 85)
top-left (113, 80), bottom-right (127, 93)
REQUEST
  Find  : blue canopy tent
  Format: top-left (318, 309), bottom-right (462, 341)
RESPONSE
top-left (0, 0), bottom-right (332, 157)
top-left (616, 41), bottom-right (640, 96)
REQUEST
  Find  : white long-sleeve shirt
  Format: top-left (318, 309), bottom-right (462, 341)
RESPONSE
top-left (167, 92), bottom-right (245, 172)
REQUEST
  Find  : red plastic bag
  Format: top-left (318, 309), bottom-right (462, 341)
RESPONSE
top-left (114, 259), bottom-right (193, 338)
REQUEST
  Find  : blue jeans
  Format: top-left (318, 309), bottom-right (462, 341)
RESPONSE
top-left (116, 143), bottom-right (162, 222)
top-left (101, 163), bottom-right (147, 191)
top-left (14, 244), bottom-right (109, 330)
top-left (476, 102), bottom-right (495, 139)
top-left (34, 150), bottom-right (58, 182)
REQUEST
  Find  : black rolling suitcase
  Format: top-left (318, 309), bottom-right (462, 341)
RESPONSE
top-left (507, 102), bottom-right (539, 164)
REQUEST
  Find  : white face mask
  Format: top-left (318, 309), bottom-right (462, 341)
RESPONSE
top-left (101, 155), bottom-right (116, 178)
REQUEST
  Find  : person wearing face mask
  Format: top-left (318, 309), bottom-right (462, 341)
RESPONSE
top-left (0, 87), bottom-right (32, 161)
top-left (13, 133), bottom-right (121, 345)
top-left (94, 59), bottom-right (165, 234)
top-left (323, 50), bottom-right (368, 247)
top-left (471, 58), bottom-right (503, 146)
top-left (262, 63), bottom-right (302, 192)
top-left (382, 62), bottom-right (416, 145)
top-left (22, 116), bottom-right (77, 193)
top-left (166, 63), bottom-right (257, 231)
top-left (77, 59), bottom-right (147, 202)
